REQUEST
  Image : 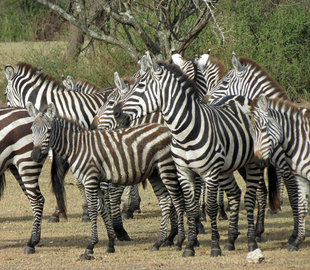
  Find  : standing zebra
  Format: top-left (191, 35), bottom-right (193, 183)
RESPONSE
top-left (249, 95), bottom-right (309, 250)
top-left (113, 52), bottom-right (273, 262)
top-left (4, 62), bottom-right (132, 241)
top-left (0, 107), bottom-right (66, 254)
top-left (27, 102), bottom-right (186, 256)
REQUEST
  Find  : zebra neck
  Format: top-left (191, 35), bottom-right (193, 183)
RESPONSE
top-left (50, 118), bottom-right (86, 163)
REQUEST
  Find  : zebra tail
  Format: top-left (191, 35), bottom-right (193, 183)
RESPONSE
top-left (267, 165), bottom-right (281, 212)
top-left (51, 153), bottom-right (68, 219)
top-left (0, 173), bottom-right (6, 199)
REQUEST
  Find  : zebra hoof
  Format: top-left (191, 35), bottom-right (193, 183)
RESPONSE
top-left (162, 240), bottom-right (174, 247)
top-left (218, 212), bottom-right (228, 221)
top-left (48, 216), bottom-right (60, 223)
top-left (81, 216), bottom-right (91, 222)
top-left (24, 246), bottom-right (35, 254)
top-left (79, 253), bottom-right (94, 260)
top-left (85, 248), bottom-right (94, 255)
top-left (224, 243), bottom-right (235, 251)
top-left (287, 245), bottom-right (299, 252)
top-left (150, 246), bottom-right (160, 251)
top-left (211, 248), bottom-right (222, 257)
top-left (106, 246), bottom-right (115, 253)
top-left (182, 248), bottom-right (195, 257)
top-left (255, 235), bottom-right (262, 243)
top-left (174, 246), bottom-right (182, 251)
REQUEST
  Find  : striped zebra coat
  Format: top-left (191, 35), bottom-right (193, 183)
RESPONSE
top-left (250, 95), bottom-right (310, 249)
top-left (27, 102), bottom-right (186, 255)
top-left (0, 107), bottom-right (65, 254)
top-left (4, 63), bottom-right (133, 241)
top-left (113, 52), bottom-right (272, 261)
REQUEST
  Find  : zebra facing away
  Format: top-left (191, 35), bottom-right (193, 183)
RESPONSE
top-left (4, 62), bottom-right (132, 242)
top-left (0, 107), bottom-right (66, 254)
top-left (113, 52), bottom-right (274, 262)
top-left (249, 95), bottom-right (310, 250)
top-left (27, 102), bottom-right (186, 256)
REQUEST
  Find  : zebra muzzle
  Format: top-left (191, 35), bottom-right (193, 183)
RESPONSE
top-left (31, 147), bottom-right (44, 163)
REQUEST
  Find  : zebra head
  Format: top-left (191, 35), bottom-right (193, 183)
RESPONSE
top-left (250, 95), bottom-right (283, 161)
top-left (113, 52), bottom-right (163, 126)
top-left (27, 102), bottom-right (56, 163)
top-left (91, 72), bottom-right (132, 130)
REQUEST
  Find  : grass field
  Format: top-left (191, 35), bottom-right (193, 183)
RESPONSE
top-left (0, 42), bottom-right (310, 269)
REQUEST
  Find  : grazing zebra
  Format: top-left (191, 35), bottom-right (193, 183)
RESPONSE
top-left (0, 107), bottom-right (66, 254)
top-left (249, 95), bottom-right (309, 250)
top-left (113, 52), bottom-right (276, 262)
top-left (27, 101), bottom-right (186, 256)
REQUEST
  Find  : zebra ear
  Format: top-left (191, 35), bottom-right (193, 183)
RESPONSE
top-left (171, 53), bottom-right (185, 67)
top-left (63, 75), bottom-right (75, 90)
top-left (5, 65), bottom-right (15, 81)
top-left (139, 55), bottom-right (149, 73)
top-left (145, 51), bottom-right (160, 73)
top-left (114, 72), bottom-right (128, 95)
top-left (26, 102), bottom-right (38, 118)
top-left (257, 95), bottom-right (269, 113)
top-left (46, 103), bottom-right (56, 119)
top-left (232, 52), bottom-right (245, 73)
top-left (197, 49), bottom-right (211, 69)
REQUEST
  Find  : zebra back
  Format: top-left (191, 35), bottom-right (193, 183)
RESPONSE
top-left (5, 62), bottom-right (112, 128)
top-left (207, 52), bottom-right (290, 103)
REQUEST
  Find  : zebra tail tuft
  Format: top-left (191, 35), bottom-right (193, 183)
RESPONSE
top-left (0, 174), bottom-right (6, 199)
top-left (141, 179), bottom-right (148, 190)
top-left (267, 165), bottom-right (281, 212)
top-left (51, 153), bottom-right (68, 219)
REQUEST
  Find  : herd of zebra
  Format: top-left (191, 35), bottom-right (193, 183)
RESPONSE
top-left (1, 49), bottom-right (309, 263)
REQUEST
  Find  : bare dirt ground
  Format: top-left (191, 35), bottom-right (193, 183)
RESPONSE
top-left (0, 161), bottom-right (310, 270)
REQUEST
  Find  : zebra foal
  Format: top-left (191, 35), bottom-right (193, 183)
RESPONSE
top-left (0, 107), bottom-right (66, 254)
top-left (27, 102), bottom-right (185, 256)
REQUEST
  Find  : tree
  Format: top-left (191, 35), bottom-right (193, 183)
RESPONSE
top-left (34, 0), bottom-right (220, 61)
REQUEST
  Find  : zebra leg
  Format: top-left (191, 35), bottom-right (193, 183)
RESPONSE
top-left (97, 191), bottom-right (116, 253)
top-left (221, 175), bottom-right (241, 251)
top-left (109, 184), bottom-right (131, 241)
top-left (255, 176), bottom-right (267, 242)
top-left (76, 182), bottom-right (91, 222)
top-left (9, 166), bottom-right (45, 254)
top-left (243, 164), bottom-right (265, 263)
top-left (177, 169), bottom-right (198, 257)
top-left (82, 183), bottom-right (100, 257)
top-left (122, 184), bottom-right (141, 219)
top-left (206, 177), bottom-right (221, 257)
top-left (162, 205), bottom-right (178, 247)
top-left (199, 178), bottom-right (207, 221)
top-left (148, 174), bottom-right (174, 251)
top-left (218, 186), bottom-right (228, 220)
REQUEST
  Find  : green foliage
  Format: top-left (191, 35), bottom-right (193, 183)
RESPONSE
top-left (0, 0), bottom-right (48, 41)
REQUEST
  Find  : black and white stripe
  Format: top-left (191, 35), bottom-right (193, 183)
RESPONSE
top-left (28, 102), bottom-right (186, 255)
top-left (114, 52), bottom-right (270, 260)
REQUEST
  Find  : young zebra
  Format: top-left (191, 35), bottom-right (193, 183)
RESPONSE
top-left (4, 63), bottom-right (132, 241)
top-left (0, 107), bottom-right (66, 254)
top-left (249, 95), bottom-right (310, 250)
top-left (113, 52), bottom-right (273, 262)
top-left (27, 102), bottom-right (186, 256)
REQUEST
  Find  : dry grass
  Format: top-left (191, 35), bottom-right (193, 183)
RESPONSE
top-left (0, 41), bottom-right (310, 269)
top-left (0, 161), bottom-right (309, 270)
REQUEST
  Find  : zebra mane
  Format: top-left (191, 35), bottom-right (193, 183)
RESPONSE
top-left (209, 56), bottom-right (226, 80)
top-left (53, 115), bottom-right (88, 132)
top-left (238, 57), bottom-right (289, 100)
top-left (251, 96), bottom-right (310, 120)
top-left (159, 62), bottom-right (200, 95)
top-left (16, 62), bottom-right (65, 91)
top-left (73, 78), bottom-right (103, 92)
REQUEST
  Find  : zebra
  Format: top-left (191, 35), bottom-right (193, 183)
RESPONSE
top-left (0, 107), bottom-right (66, 254)
top-left (249, 95), bottom-right (309, 250)
top-left (112, 52), bottom-right (276, 261)
top-left (27, 101), bottom-right (186, 256)
top-left (171, 51), bottom-right (229, 220)
top-left (4, 62), bottom-right (132, 241)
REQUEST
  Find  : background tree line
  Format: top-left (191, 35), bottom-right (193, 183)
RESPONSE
top-left (0, 0), bottom-right (309, 101)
